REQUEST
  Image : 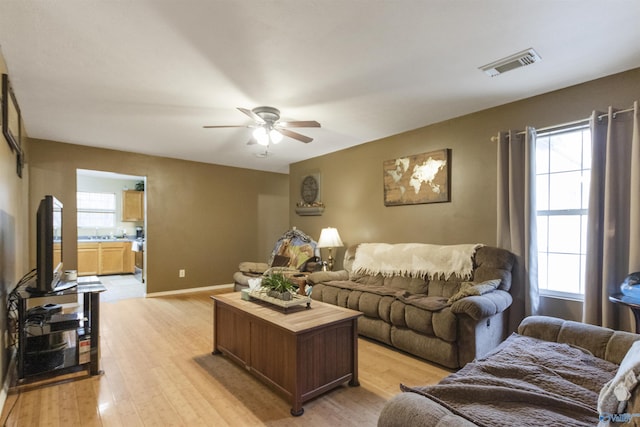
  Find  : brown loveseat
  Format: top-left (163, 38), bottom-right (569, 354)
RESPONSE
top-left (307, 243), bottom-right (515, 369)
top-left (378, 316), bottom-right (640, 427)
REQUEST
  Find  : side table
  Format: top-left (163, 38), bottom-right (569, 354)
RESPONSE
top-left (609, 293), bottom-right (640, 333)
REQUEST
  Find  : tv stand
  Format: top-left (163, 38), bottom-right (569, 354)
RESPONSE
top-left (25, 279), bottom-right (77, 295)
top-left (15, 276), bottom-right (106, 384)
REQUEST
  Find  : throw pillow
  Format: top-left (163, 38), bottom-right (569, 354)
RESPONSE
top-left (447, 279), bottom-right (501, 304)
top-left (598, 340), bottom-right (640, 417)
top-left (271, 255), bottom-right (290, 267)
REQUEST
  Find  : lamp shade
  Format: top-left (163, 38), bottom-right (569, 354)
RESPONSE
top-left (317, 227), bottom-right (344, 248)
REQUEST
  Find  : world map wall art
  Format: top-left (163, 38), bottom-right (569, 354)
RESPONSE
top-left (383, 148), bottom-right (450, 206)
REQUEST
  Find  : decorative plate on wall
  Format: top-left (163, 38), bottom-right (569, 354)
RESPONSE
top-left (296, 172), bottom-right (324, 216)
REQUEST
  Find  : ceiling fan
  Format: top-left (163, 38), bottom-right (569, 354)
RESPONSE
top-left (203, 106), bottom-right (320, 146)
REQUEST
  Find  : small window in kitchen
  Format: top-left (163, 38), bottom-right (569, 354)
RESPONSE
top-left (77, 192), bottom-right (116, 228)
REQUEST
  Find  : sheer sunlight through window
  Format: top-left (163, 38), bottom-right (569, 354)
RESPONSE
top-left (536, 125), bottom-right (591, 299)
top-left (77, 192), bottom-right (116, 228)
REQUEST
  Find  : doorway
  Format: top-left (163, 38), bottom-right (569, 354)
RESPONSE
top-left (76, 169), bottom-right (147, 301)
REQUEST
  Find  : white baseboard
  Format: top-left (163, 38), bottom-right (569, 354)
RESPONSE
top-left (145, 283), bottom-right (233, 298)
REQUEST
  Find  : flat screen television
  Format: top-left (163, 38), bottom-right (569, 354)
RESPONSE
top-left (28, 195), bottom-right (76, 294)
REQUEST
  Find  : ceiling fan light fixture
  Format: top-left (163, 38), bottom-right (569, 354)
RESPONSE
top-left (270, 129), bottom-right (283, 144)
top-left (204, 105), bottom-right (319, 147)
top-left (253, 127), bottom-right (269, 146)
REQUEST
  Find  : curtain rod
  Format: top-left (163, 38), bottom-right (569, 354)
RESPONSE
top-left (491, 105), bottom-right (636, 142)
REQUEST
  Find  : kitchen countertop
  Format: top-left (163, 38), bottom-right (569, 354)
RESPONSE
top-left (78, 237), bottom-right (139, 243)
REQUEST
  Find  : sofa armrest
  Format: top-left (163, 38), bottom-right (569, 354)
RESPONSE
top-left (449, 290), bottom-right (512, 320)
top-left (307, 270), bottom-right (349, 284)
top-left (378, 392), bottom-right (477, 427)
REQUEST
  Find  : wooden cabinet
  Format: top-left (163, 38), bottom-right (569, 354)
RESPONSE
top-left (78, 243), bottom-right (100, 276)
top-left (122, 190), bottom-right (144, 221)
top-left (78, 241), bottom-right (135, 276)
top-left (100, 242), bottom-right (125, 275)
top-left (123, 243), bottom-right (135, 273)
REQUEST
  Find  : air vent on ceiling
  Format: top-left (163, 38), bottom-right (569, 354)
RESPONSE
top-left (479, 48), bottom-right (541, 77)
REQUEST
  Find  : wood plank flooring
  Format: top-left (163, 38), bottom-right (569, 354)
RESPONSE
top-left (1, 290), bottom-right (451, 426)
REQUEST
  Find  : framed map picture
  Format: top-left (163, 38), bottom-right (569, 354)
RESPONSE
top-left (383, 148), bottom-right (450, 206)
top-left (2, 73), bottom-right (21, 153)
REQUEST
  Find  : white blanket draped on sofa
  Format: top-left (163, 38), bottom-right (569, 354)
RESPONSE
top-left (351, 243), bottom-right (483, 280)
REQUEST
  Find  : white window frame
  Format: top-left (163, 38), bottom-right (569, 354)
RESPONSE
top-left (536, 124), bottom-right (591, 300)
top-left (77, 191), bottom-right (117, 229)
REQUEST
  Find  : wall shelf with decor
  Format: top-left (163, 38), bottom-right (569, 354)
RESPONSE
top-left (295, 205), bottom-right (325, 216)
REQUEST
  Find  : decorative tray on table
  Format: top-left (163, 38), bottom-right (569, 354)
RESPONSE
top-left (246, 289), bottom-right (312, 309)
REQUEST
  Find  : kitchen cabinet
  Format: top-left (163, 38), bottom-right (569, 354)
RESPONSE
top-left (100, 242), bottom-right (125, 275)
top-left (122, 190), bottom-right (144, 221)
top-left (123, 243), bottom-right (135, 273)
top-left (78, 241), bottom-right (135, 276)
top-left (78, 243), bottom-right (100, 276)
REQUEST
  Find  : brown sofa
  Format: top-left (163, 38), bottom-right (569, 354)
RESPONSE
top-left (307, 243), bottom-right (515, 369)
top-left (378, 316), bottom-right (640, 427)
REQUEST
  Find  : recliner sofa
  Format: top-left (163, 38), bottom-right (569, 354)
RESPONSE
top-left (307, 243), bottom-right (515, 368)
top-left (233, 227), bottom-right (320, 291)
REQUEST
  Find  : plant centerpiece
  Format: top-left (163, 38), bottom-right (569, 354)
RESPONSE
top-left (261, 273), bottom-right (296, 301)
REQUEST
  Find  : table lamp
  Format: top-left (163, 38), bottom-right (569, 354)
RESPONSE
top-left (317, 227), bottom-right (344, 271)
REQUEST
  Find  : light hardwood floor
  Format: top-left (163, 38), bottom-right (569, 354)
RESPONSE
top-left (1, 290), bottom-right (451, 426)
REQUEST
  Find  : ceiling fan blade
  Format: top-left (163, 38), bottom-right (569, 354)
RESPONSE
top-left (278, 120), bottom-right (321, 128)
top-left (278, 128), bottom-right (313, 143)
top-left (246, 138), bottom-right (257, 145)
top-left (237, 107), bottom-right (265, 124)
top-left (202, 125), bottom-right (251, 129)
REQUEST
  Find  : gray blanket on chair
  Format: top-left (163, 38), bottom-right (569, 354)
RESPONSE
top-left (401, 333), bottom-right (619, 427)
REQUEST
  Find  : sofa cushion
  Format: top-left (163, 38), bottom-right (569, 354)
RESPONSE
top-left (397, 293), bottom-right (449, 312)
top-left (473, 246), bottom-right (515, 291)
top-left (432, 309), bottom-right (457, 342)
top-left (427, 279), bottom-right (466, 298)
top-left (447, 279), bottom-right (501, 304)
top-left (405, 305), bottom-right (434, 335)
top-left (353, 274), bottom-right (429, 294)
top-left (359, 292), bottom-right (384, 318)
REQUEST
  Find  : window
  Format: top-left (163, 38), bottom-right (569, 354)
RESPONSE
top-left (77, 192), bottom-right (116, 228)
top-left (536, 125), bottom-right (591, 298)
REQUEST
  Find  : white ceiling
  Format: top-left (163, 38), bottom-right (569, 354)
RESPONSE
top-left (1, 1), bottom-right (639, 174)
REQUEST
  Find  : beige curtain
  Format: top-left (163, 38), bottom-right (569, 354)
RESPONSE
top-left (584, 101), bottom-right (640, 330)
top-left (497, 127), bottom-right (539, 333)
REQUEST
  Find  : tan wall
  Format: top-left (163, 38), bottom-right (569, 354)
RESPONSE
top-left (290, 67), bottom-right (640, 322)
top-left (29, 140), bottom-right (289, 293)
top-left (0, 55), bottom-right (30, 390)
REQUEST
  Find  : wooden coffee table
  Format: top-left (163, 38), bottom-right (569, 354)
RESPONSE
top-left (211, 292), bottom-right (361, 416)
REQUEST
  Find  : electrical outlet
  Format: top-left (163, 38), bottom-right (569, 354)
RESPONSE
top-left (179, 269), bottom-right (185, 278)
